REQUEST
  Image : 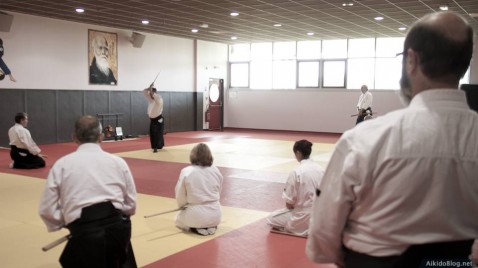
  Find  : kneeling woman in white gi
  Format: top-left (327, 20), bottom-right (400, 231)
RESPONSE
top-left (267, 139), bottom-right (325, 237)
top-left (175, 143), bottom-right (223, 236)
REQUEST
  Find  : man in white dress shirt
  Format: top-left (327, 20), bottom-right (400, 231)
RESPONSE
top-left (356, 85), bottom-right (373, 125)
top-left (8, 112), bottom-right (46, 169)
top-left (143, 86), bottom-right (164, 152)
top-left (267, 139), bottom-right (324, 237)
top-left (39, 115), bottom-right (137, 268)
top-left (307, 12), bottom-right (478, 268)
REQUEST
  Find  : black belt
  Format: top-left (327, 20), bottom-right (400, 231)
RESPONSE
top-left (67, 201), bottom-right (128, 236)
top-left (150, 114), bottom-right (163, 121)
top-left (10, 145), bottom-right (29, 154)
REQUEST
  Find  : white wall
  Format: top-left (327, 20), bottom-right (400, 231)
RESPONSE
top-left (0, 12), bottom-right (194, 92)
top-left (225, 89), bottom-right (404, 133)
top-left (196, 40), bottom-right (228, 129)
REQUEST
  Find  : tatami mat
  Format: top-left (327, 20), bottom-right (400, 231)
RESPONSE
top-left (116, 139), bottom-right (335, 174)
top-left (134, 195), bottom-right (268, 267)
top-left (0, 173), bottom-right (269, 268)
top-left (0, 134), bottom-right (340, 268)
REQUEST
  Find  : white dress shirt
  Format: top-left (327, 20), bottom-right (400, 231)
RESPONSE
top-left (307, 89), bottom-right (478, 265)
top-left (144, 90), bottom-right (163, 118)
top-left (175, 165), bottom-right (223, 228)
top-left (8, 123), bottom-right (41, 155)
top-left (39, 143), bottom-right (137, 232)
top-left (357, 91), bottom-right (373, 110)
top-left (267, 159), bottom-right (324, 236)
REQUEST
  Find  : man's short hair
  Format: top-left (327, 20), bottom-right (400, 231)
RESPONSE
top-left (14, 112), bottom-right (27, 123)
top-left (403, 17), bottom-right (473, 83)
top-left (151, 87), bottom-right (157, 93)
top-left (75, 115), bottom-right (102, 144)
top-left (293, 139), bottom-right (313, 159)
top-left (189, 143), bottom-right (213, 166)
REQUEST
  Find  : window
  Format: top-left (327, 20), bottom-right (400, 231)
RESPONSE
top-left (348, 38), bottom-right (375, 58)
top-left (297, 41), bottom-right (321, 60)
top-left (273, 60), bottom-right (296, 89)
top-left (376, 37), bottom-right (405, 57)
top-left (230, 63), bottom-right (249, 87)
top-left (347, 59), bottom-right (375, 89)
top-left (322, 39), bottom-right (347, 59)
top-left (229, 37), bottom-right (410, 90)
top-left (229, 44), bottom-right (250, 62)
top-left (298, 61), bottom-right (319, 87)
top-left (250, 61), bottom-right (272, 89)
top-left (273, 42), bottom-right (296, 60)
top-left (323, 61), bottom-right (346, 87)
top-left (251, 43), bottom-right (272, 60)
top-left (375, 57), bottom-right (403, 90)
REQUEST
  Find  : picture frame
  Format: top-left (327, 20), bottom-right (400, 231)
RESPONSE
top-left (88, 29), bottom-right (118, 85)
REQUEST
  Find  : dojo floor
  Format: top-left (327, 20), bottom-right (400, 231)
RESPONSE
top-left (0, 129), bottom-right (340, 268)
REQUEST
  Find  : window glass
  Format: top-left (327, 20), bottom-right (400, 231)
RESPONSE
top-left (298, 61), bottom-right (320, 87)
top-left (347, 58), bottom-right (375, 89)
top-left (250, 61), bottom-right (272, 89)
top-left (273, 60), bottom-right (296, 89)
top-left (322, 39), bottom-right (347, 59)
top-left (251, 43), bottom-right (272, 60)
top-left (297, 41), bottom-right (321, 60)
top-left (273, 42), bottom-right (296, 60)
top-left (348, 38), bottom-right (375, 58)
top-left (229, 44), bottom-right (250, 62)
top-left (230, 63), bottom-right (249, 87)
top-left (375, 57), bottom-right (403, 89)
top-left (376, 37), bottom-right (405, 57)
top-left (323, 60), bottom-right (346, 87)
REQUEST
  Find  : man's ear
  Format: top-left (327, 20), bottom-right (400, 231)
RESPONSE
top-left (406, 48), bottom-right (419, 75)
top-left (72, 134), bottom-right (80, 144)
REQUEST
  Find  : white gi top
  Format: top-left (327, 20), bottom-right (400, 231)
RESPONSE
top-left (8, 123), bottom-right (41, 155)
top-left (144, 90), bottom-right (163, 118)
top-left (39, 143), bottom-right (137, 232)
top-left (281, 159), bottom-right (324, 236)
top-left (175, 165), bottom-right (223, 228)
top-left (307, 89), bottom-right (478, 266)
top-left (357, 91), bottom-right (373, 110)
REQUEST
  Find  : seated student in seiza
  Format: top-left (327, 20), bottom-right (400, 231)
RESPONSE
top-left (267, 139), bottom-right (324, 237)
top-left (174, 143), bottom-right (223, 236)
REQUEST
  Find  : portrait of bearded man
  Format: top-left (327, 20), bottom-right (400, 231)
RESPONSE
top-left (89, 31), bottom-right (118, 85)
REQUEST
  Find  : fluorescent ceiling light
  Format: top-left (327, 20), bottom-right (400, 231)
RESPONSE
top-left (191, 29), bottom-right (199, 33)
top-left (274, 23), bottom-right (282, 27)
top-left (398, 27), bottom-right (407, 31)
top-left (374, 16), bottom-right (384, 21)
top-left (231, 36), bottom-right (238, 40)
top-left (75, 8), bottom-right (85, 13)
top-left (142, 20), bottom-right (150, 24)
top-left (307, 32), bottom-right (314, 36)
top-left (230, 12), bottom-right (239, 16)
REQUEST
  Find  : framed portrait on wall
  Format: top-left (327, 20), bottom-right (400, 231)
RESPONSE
top-left (88, 29), bottom-right (118, 85)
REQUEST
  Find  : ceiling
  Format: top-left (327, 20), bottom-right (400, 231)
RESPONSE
top-left (1, 0), bottom-right (477, 44)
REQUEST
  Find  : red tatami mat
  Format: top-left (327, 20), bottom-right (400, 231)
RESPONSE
top-left (0, 129), bottom-right (340, 268)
